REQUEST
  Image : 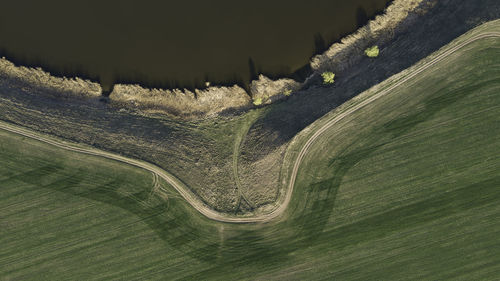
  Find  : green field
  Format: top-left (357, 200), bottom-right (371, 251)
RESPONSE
top-left (1, 22), bottom-right (500, 280)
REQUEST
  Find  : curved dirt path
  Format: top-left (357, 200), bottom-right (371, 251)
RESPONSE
top-left (269, 32), bottom-right (500, 223)
top-left (1, 32), bottom-right (498, 223)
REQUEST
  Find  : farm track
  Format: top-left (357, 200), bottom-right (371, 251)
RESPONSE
top-left (1, 32), bottom-right (498, 223)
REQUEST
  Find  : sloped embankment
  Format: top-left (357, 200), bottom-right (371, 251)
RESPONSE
top-left (108, 0), bottom-right (428, 118)
top-left (109, 84), bottom-right (251, 118)
top-left (0, 0), bottom-right (427, 119)
top-left (0, 57), bottom-right (101, 99)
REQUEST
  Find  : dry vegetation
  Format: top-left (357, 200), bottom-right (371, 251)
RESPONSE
top-left (249, 75), bottom-right (301, 105)
top-left (237, 142), bottom-right (288, 210)
top-left (1, 0), bottom-right (496, 216)
top-left (0, 0), bottom-right (430, 119)
top-left (2, 20), bottom-right (499, 279)
top-left (311, 0), bottom-right (430, 73)
top-left (0, 57), bottom-right (101, 98)
top-left (109, 84), bottom-right (252, 118)
top-left (108, 0), bottom-right (431, 118)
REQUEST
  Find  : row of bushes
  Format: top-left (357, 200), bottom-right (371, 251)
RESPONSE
top-left (321, 45), bottom-right (379, 85)
top-left (253, 45), bottom-right (380, 105)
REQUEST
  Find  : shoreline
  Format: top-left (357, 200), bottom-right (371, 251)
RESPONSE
top-left (0, 0), bottom-right (428, 119)
top-left (2, 20), bottom-right (498, 222)
top-left (310, 0), bottom-right (432, 73)
top-left (1, 0), bottom-right (499, 216)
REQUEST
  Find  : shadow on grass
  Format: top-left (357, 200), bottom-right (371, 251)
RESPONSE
top-left (320, 175), bottom-right (500, 251)
top-left (383, 77), bottom-right (500, 137)
top-left (2, 135), bottom-right (381, 275)
top-left (185, 137), bottom-right (381, 278)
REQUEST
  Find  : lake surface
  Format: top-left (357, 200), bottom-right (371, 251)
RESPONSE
top-left (0, 0), bottom-right (389, 91)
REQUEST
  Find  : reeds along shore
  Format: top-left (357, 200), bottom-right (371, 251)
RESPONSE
top-left (0, 0), bottom-right (429, 117)
top-left (109, 84), bottom-right (251, 118)
top-left (0, 57), bottom-right (102, 98)
top-left (311, 0), bottom-right (429, 73)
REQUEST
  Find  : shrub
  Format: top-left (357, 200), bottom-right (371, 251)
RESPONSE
top-left (253, 97), bottom-right (263, 106)
top-left (365, 45), bottom-right (380, 57)
top-left (321, 72), bottom-right (335, 84)
top-left (283, 89), bottom-right (292, 96)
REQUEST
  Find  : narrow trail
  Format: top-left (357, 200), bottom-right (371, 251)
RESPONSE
top-left (147, 172), bottom-right (160, 200)
top-left (1, 32), bottom-right (498, 223)
top-left (232, 112), bottom-right (260, 212)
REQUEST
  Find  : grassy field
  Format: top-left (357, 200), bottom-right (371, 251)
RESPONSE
top-left (1, 22), bottom-right (500, 280)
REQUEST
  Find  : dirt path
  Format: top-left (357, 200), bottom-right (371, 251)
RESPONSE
top-left (232, 111), bottom-right (260, 211)
top-left (1, 32), bottom-right (498, 223)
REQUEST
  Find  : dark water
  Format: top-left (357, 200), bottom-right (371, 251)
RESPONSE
top-left (0, 0), bottom-right (389, 91)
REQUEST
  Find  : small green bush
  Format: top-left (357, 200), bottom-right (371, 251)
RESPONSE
top-left (253, 97), bottom-right (263, 106)
top-left (283, 89), bottom-right (292, 96)
top-left (321, 72), bottom-right (335, 84)
top-left (365, 46), bottom-right (380, 57)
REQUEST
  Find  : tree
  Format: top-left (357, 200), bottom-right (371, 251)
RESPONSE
top-left (365, 46), bottom-right (380, 58)
top-left (253, 97), bottom-right (263, 106)
top-left (321, 72), bottom-right (335, 85)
